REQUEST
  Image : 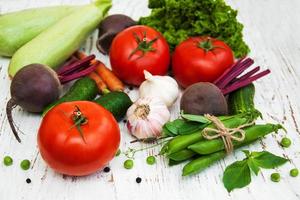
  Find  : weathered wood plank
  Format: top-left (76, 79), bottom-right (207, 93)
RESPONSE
top-left (0, 0), bottom-right (299, 199)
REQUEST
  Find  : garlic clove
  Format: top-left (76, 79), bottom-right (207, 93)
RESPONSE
top-left (126, 97), bottom-right (170, 140)
top-left (139, 71), bottom-right (179, 107)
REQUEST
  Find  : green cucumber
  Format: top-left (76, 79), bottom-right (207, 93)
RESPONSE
top-left (43, 77), bottom-right (98, 115)
top-left (0, 5), bottom-right (79, 57)
top-left (228, 84), bottom-right (261, 117)
top-left (94, 91), bottom-right (132, 121)
top-left (8, 0), bottom-right (112, 77)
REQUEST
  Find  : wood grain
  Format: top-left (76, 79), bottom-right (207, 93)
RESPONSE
top-left (0, 0), bottom-right (300, 199)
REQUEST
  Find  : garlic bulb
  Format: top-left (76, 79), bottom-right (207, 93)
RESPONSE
top-left (139, 71), bottom-right (179, 107)
top-left (126, 97), bottom-right (170, 139)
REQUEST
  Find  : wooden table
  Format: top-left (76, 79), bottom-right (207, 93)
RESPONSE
top-left (1, 0), bottom-right (300, 199)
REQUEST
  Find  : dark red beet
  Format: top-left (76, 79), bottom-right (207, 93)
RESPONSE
top-left (180, 82), bottom-right (228, 116)
top-left (97, 14), bottom-right (136, 54)
top-left (6, 64), bottom-right (61, 142)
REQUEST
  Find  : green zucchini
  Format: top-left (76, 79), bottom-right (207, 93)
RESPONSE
top-left (8, 0), bottom-right (112, 77)
top-left (228, 84), bottom-right (261, 117)
top-left (94, 91), bottom-right (132, 121)
top-left (43, 77), bottom-right (98, 115)
top-left (0, 5), bottom-right (79, 57)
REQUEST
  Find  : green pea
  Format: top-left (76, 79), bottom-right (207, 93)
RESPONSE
top-left (124, 159), bottom-right (134, 169)
top-left (20, 159), bottom-right (30, 170)
top-left (280, 137), bottom-right (291, 148)
top-left (290, 168), bottom-right (299, 177)
top-left (146, 156), bottom-right (156, 165)
top-left (115, 149), bottom-right (121, 157)
top-left (3, 156), bottom-right (13, 166)
top-left (271, 173), bottom-right (280, 182)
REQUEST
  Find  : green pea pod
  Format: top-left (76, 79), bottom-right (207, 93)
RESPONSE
top-left (188, 124), bottom-right (283, 155)
top-left (182, 151), bottom-right (226, 176)
top-left (169, 159), bottom-right (185, 166)
top-left (168, 149), bottom-right (196, 162)
top-left (0, 5), bottom-right (79, 57)
top-left (165, 116), bottom-right (249, 155)
top-left (9, 0), bottom-right (112, 77)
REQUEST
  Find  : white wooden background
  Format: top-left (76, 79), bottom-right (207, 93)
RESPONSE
top-left (1, 0), bottom-right (300, 199)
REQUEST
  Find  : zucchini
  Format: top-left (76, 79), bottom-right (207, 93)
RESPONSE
top-left (0, 5), bottom-right (79, 57)
top-left (8, 0), bottom-right (112, 77)
top-left (43, 77), bottom-right (98, 115)
top-left (228, 84), bottom-right (261, 118)
top-left (94, 91), bottom-right (132, 121)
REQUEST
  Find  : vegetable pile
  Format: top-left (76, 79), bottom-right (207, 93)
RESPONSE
top-left (1, 0), bottom-right (297, 191)
top-left (139, 0), bottom-right (250, 57)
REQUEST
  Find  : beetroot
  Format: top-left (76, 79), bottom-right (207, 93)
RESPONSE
top-left (180, 82), bottom-right (228, 116)
top-left (97, 14), bottom-right (136, 54)
top-left (7, 64), bottom-right (61, 142)
top-left (6, 54), bottom-right (98, 142)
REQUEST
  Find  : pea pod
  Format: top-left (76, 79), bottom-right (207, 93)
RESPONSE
top-left (43, 77), bottom-right (98, 115)
top-left (9, 0), bottom-right (112, 77)
top-left (182, 151), bottom-right (226, 176)
top-left (188, 124), bottom-right (283, 155)
top-left (165, 116), bottom-right (249, 155)
top-left (168, 149), bottom-right (196, 162)
top-left (0, 6), bottom-right (79, 57)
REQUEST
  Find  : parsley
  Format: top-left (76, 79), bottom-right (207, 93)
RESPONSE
top-left (139, 0), bottom-right (250, 57)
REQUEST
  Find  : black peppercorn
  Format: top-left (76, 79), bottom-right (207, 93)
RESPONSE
top-left (136, 177), bottom-right (142, 183)
top-left (26, 178), bottom-right (31, 184)
top-left (103, 167), bottom-right (110, 173)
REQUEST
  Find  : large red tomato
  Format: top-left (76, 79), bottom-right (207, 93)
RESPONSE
top-left (38, 101), bottom-right (120, 176)
top-left (110, 25), bottom-right (170, 86)
top-left (172, 37), bottom-right (234, 88)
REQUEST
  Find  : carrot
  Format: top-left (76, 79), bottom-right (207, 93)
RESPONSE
top-left (75, 51), bottom-right (125, 92)
top-left (88, 72), bottom-right (110, 94)
top-left (95, 62), bottom-right (125, 92)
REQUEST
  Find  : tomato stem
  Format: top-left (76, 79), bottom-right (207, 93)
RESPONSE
top-left (70, 105), bottom-right (88, 143)
top-left (197, 37), bottom-right (225, 52)
top-left (129, 31), bottom-right (158, 59)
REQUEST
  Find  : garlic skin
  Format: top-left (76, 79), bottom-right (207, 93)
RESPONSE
top-left (139, 71), bottom-right (179, 107)
top-left (126, 97), bottom-right (170, 139)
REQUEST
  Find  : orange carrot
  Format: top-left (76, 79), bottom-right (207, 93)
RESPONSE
top-left (95, 62), bottom-right (125, 92)
top-left (88, 72), bottom-right (110, 94)
top-left (75, 51), bottom-right (125, 92)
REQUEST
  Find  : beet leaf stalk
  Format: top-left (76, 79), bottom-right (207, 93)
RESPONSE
top-left (57, 54), bottom-right (98, 84)
top-left (214, 58), bottom-right (270, 95)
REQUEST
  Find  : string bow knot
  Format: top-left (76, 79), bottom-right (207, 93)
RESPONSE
top-left (202, 114), bottom-right (254, 154)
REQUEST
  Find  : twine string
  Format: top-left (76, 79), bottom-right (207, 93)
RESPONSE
top-left (202, 114), bottom-right (255, 154)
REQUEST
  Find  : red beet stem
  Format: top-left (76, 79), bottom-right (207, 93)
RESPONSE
top-left (217, 58), bottom-right (254, 89)
top-left (233, 66), bottom-right (261, 83)
top-left (214, 57), bottom-right (246, 86)
top-left (57, 55), bottom-right (95, 76)
top-left (6, 99), bottom-right (21, 143)
top-left (59, 56), bottom-right (80, 71)
top-left (59, 62), bottom-right (98, 84)
top-left (222, 69), bottom-right (271, 95)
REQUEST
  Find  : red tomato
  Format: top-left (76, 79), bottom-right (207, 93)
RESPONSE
top-left (110, 25), bottom-right (170, 86)
top-left (38, 101), bottom-right (120, 176)
top-left (172, 37), bottom-right (234, 88)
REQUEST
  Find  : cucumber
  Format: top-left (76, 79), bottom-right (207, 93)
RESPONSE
top-left (43, 77), bottom-right (98, 115)
top-left (0, 5), bottom-right (79, 57)
top-left (8, 0), bottom-right (112, 77)
top-left (94, 91), bottom-right (132, 121)
top-left (228, 84), bottom-right (261, 118)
